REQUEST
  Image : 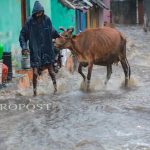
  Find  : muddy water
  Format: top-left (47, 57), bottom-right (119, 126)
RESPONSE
top-left (0, 26), bottom-right (150, 150)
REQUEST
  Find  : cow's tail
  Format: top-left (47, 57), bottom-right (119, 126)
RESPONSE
top-left (120, 32), bottom-right (127, 57)
top-left (125, 57), bottom-right (131, 79)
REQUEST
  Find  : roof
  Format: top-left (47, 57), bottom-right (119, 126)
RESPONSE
top-left (58, 0), bottom-right (109, 11)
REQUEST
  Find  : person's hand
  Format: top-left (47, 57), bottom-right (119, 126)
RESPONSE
top-left (22, 49), bottom-right (29, 56)
top-left (52, 39), bottom-right (56, 43)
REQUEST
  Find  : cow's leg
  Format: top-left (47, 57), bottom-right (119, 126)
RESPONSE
top-left (120, 58), bottom-right (131, 87)
top-left (105, 65), bottom-right (112, 85)
top-left (72, 56), bottom-right (78, 72)
top-left (87, 62), bottom-right (93, 90)
top-left (33, 68), bottom-right (38, 96)
top-left (48, 64), bottom-right (57, 94)
top-left (78, 63), bottom-right (86, 81)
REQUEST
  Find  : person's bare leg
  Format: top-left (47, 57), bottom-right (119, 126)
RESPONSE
top-left (33, 68), bottom-right (38, 96)
top-left (48, 65), bottom-right (57, 93)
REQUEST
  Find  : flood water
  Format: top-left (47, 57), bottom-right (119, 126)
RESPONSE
top-left (0, 25), bottom-right (150, 150)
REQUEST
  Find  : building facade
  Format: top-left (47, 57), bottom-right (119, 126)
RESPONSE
top-left (111, 0), bottom-right (145, 25)
top-left (59, 0), bottom-right (109, 32)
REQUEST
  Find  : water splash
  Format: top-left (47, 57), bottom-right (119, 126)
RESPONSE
top-left (80, 78), bottom-right (105, 92)
top-left (16, 68), bottom-right (80, 96)
top-left (120, 76), bottom-right (139, 89)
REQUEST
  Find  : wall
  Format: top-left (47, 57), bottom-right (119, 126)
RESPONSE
top-left (76, 10), bottom-right (87, 33)
top-left (138, 0), bottom-right (144, 24)
top-left (87, 7), bottom-right (104, 28)
top-left (99, 8), bottom-right (104, 27)
top-left (50, 0), bottom-right (76, 31)
top-left (144, 0), bottom-right (150, 17)
top-left (103, 0), bottom-right (111, 23)
top-left (0, 0), bottom-right (21, 52)
top-left (143, 0), bottom-right (150, 31)
top-left (111, 0), bottom-right (136, 24)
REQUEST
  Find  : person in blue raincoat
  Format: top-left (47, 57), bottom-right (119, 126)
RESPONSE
top-left (19, 1), bottom-right (60, 96)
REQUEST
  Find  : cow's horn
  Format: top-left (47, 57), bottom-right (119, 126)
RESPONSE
top-left (70, 27), bottom-right (74, 33)
top-left (68, 27), bottom-right (74, 33)
top-left (59, 27), bottom-right (66, 31)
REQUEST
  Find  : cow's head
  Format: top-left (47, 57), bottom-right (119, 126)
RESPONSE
top-left (54, 27), bottom-right (74, 49)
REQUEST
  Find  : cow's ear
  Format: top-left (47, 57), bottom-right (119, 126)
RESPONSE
top-left (59, 27), bottom-right (66, 32)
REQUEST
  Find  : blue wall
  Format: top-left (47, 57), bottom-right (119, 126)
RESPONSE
top-left (76, 10), bottom-right (87, 33)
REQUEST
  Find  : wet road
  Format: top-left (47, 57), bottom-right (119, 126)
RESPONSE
top-left (0, 26), bottom-right (150, 150)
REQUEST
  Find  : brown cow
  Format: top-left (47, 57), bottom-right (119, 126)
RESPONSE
top-left (55, 27), bottom-right (131, 90)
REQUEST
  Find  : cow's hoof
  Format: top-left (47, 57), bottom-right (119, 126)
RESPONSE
top-left (53, 84), bottom-right (57, 94)
top-left (53, 90), bottom-right (57, 95)
top-left (33, 89), bottom-right (37, 97)
top-left (33, 93), bottom-right (37, 97)
top-left (86, 87), bottom-right (90, 92)
top-left (53, 88), bottom-right (57, 94)
top-left (86, 80), bottom-right (90, 92)
top-left (83, 78), bottom-right (86, 82)
top-left (125, 78), bottom-right (128, 87)
top-left (33, 91), bottom-right (37, 97)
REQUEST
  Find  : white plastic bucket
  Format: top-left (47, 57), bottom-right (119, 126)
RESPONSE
top-left (21, 55), bottom-right (30, 69)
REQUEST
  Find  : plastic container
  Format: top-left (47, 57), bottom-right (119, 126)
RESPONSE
top-left (21, 55), bottom-right (30, 69)
top-left (0, 60), bottom-right (3, 84)
top-left (3, 52), bottom-right (12, 80)
top-left (0, 43), bottom-right (4, 60)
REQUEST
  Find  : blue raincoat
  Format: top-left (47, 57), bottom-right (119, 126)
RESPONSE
top-left (19, 1), bottom-right (60, 68)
